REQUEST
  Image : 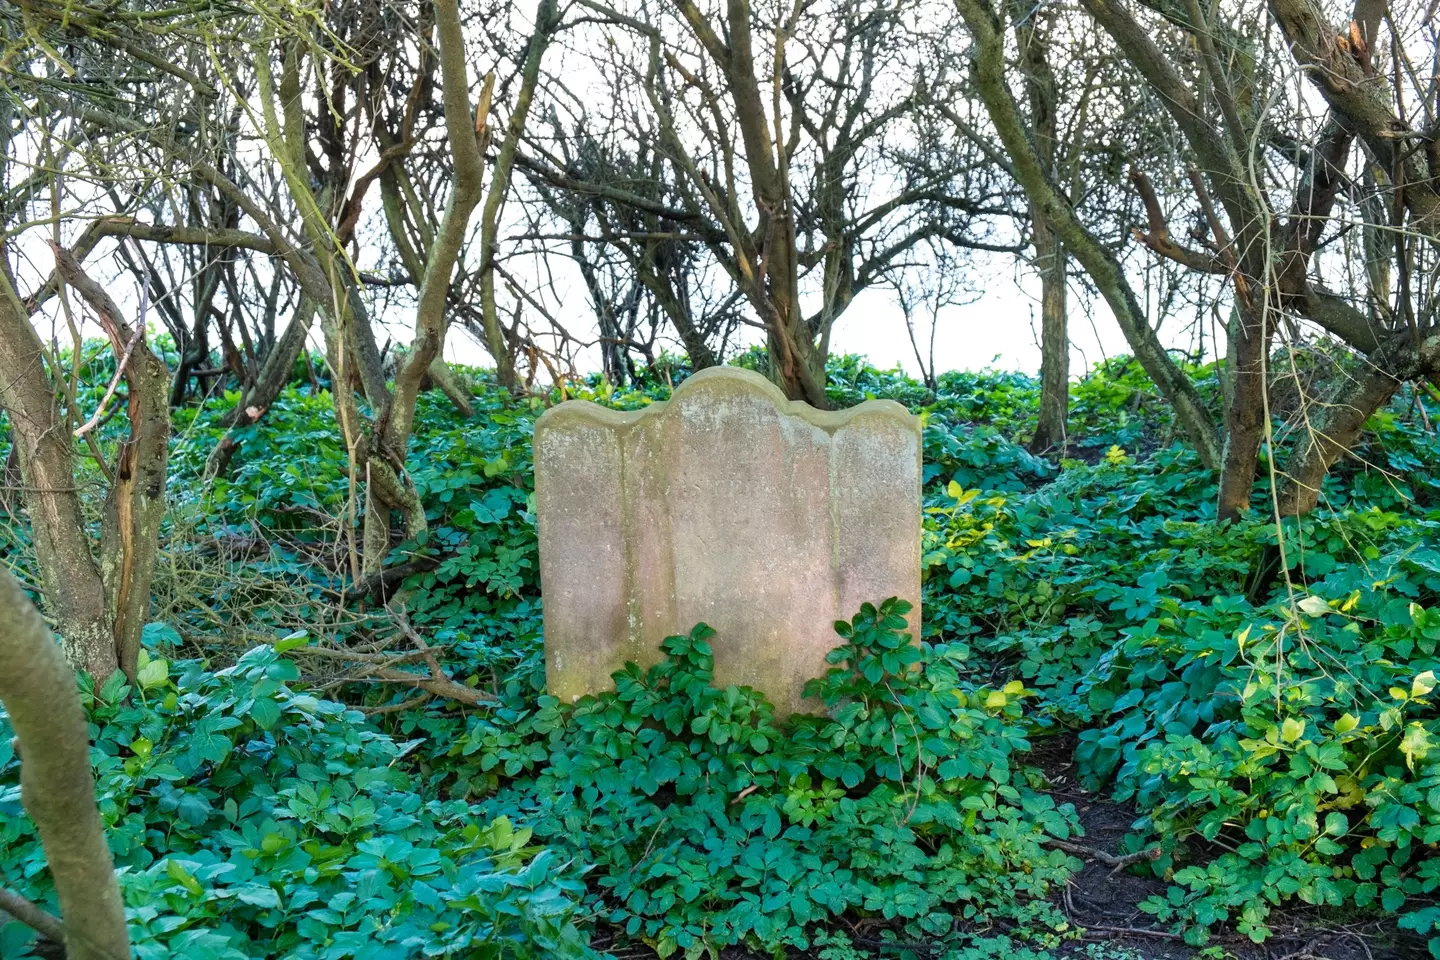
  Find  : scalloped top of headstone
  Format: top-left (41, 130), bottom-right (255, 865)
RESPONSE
top-left (534, 366), bottom-right (921, 715)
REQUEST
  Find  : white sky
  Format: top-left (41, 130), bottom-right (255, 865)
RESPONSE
top-left (434, 246), bottom-right (1212, 379)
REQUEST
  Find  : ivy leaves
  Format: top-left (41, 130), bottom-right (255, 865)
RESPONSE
top-left (0, 644), bottom-right (592, 960)
top-left (451, 603), bottom-right (1076, 957)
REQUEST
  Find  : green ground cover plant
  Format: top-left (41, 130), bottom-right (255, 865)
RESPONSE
top-left (5, 352), bottom-right (1440, 957)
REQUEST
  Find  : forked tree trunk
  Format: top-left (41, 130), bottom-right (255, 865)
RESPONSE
top-left (0, 569), bottom-right (130, 960)
top-left (768, 319), bottom-right (829, 409)
top-left (428, 358), bottom-right (475, 418)
top-left (0, 272), bottom-right (114, 677)
top-left (52, 244), bottom-right (171, 683)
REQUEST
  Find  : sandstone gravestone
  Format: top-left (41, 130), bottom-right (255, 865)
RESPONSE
top-left (534, 366), bottom-right (921, 715)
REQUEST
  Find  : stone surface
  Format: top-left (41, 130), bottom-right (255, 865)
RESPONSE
top-left (533, 366), bottom-right (921, 715)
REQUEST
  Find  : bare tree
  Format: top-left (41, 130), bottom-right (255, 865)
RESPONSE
top-left (1, 0), bottom-right (551, 582)
top-left (959, 0), bottom-right (1440, 517)
top-left (523, 112), bottom-right (748, 377)
top-left (954, 0), bottom-right (1225, 467)
top-left (525, 0), bottom-right (1018, 405)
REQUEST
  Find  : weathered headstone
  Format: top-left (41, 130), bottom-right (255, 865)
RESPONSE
top-left (534, 366), bottom-right (921, 715)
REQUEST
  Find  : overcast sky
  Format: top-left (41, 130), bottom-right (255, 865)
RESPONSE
top-left (434, 246), bottom-right (1216, 379)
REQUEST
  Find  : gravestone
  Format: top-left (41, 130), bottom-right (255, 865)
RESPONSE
top-left (533, 366), bottom-right (921, 715)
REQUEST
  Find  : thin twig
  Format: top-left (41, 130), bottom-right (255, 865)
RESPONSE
top-left (363, 692), bottom-right (434, 715)
top-left (73, 327), bottom-right (143, 438)
top-left (1077, 924), bottom-right (1187, 942)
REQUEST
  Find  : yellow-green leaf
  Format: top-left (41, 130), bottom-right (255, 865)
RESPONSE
top-left (1413, 670), bottom-right (1436, 698)
top-left (1281, 717), bottom-right (1306, 743)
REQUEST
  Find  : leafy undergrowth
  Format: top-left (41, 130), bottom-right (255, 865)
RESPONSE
top-left (0, 601), bottom-right (1080, 959)
top-left (4, 352), bottom-right (1440, 957)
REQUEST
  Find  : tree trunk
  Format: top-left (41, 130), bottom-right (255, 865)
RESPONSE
top-left (427, 358), bottom-right (475, 418)
top-left (674, 314), bottom-right (719, 371)
top-left (207, 296), bottom-right (315, 478)
top-left (0, 570), bottom-right (130, 960)
top-left (767, 316), bottom-right (829, 409)
top-left (478, 0), bottom-right (557, 394)
top-left (1010, 0), bottom-right (1069, 456)
top-left (52, 244), bottom-right (171, 683)
top-left (1030, 220), bottom-right (1069, 455)
top-left (1, 436), bottom-right (20, 513)
top-left (1216, 299), bottom-right (1269, 522)
top-left (1277, 367), bottom-right (1399, 517)
top-left (0, 276), bottom-right (114, 678)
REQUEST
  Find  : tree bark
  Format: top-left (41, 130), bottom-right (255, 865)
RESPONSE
top-left (0, 270), bottom-right (114, 678)
top-left (52, 244), bottom-right (171, 683)
top-left (1277, 368), bottom-right (1400, 517)
top-left (1009, 0), bottom-right (1069, 456)
top-left (0, 570), bottom-right (130, 960)
top-left (1030, 225), bottom-right (1069, 455)
top-left (427, 358), bottom-right (475, 419)
top-left (1, 435), bottom-right (20, 513)
top-left (1216, 299), bottom-right (1270, 521)
top-left (206, 296), bottom-right (316, 478)
top-left (767, 321), bottom-right (829, 409)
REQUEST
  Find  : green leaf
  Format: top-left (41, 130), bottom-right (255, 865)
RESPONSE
top-left (190, 726), bottom-right (232, 765)
top-left (166, 860), bottom-right (203, 897)
top-left (251, 698), bottom-right (282, 731)
top-left (137, 655), bottom-right (169, 691)
top-left (142, 621), bottom-right (184, 648)
top-left (234, 883), bottom-right (282, 909)
top-left (274, 631), bottom-right (311, 653)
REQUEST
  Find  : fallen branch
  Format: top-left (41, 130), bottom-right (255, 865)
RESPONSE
top-left (266, 615), bottom-right (496, 708)
top-left (392, 613), bottom-right (495, 707)
top-left (342, 556), bottom-right (440, 603)
top-left (363, 692), bottom-right (434, 715)
top-left (1044, 837), bottom-right (1161, 871)
top-left (1077, 923), bottom-right (1187, 942)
